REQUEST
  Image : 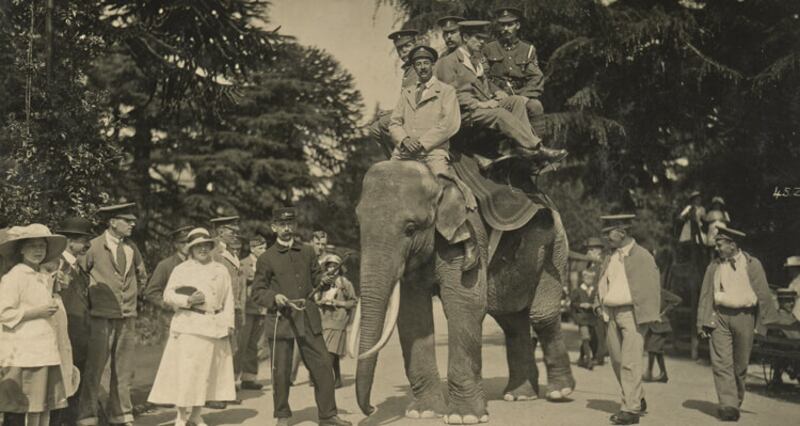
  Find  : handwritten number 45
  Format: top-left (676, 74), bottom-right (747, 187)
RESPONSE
top-left (773, 186), bottom-right (800, 199)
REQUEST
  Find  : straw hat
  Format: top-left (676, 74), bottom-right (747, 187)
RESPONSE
top-left (784, 256), bottom-right (800, 268)
top-left (320, 253), bottom-right (343, 266)
top-left (0, 224), bottom-right (67, 264)
top-left (185, 228), bottom-right (216, 250)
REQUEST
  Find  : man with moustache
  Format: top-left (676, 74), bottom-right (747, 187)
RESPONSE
top-left (697, 226), bottom-right (777, 422)
top-left (251, 207), bottom-right (350, 426)
top-left (483, 6), bottom-right (546, 121)
top-left (437, 16), bottom-right (465, 59)
top-left (78, 203), bottom-right (148, 426)
top-left (435, 20), bottom-right (567, 166)
top-left (50, 216), bottom-right (94, 426)
top-left (368, 29), bottom-right (421, 158)
top-left (593, 214), bottom-right (660, 425)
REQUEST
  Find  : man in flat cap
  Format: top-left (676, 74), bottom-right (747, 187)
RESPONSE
top-left (143, 225), bottom-right (192, 312)
top-left (483, 6), bottom-right (547, 127)
top-left (697, 225), bottom-right (778, 422)
top-left (210, 215), bottom-right (247, 404)
top-left (251, 207), bottom-right (350, 426)
top-left (368, 29), bottom-right (421, 158)
top-left (435, 20), bottom-right (567, 168)
top-left (593, 214), bottom-right (660, 425)
top-left (78, 203), bottom-right (147, 426)
top-left (437, 16), bottom-right (465, 59)
top-left (50, 216), bottom-right (94, 425)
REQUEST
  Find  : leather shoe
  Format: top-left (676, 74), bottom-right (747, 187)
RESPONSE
top-left (641, 398), bottom-right (647, 413)
top-left (609, 411), bottom-right (640, 425)
top-left (276, 418), bottom-right (290, 426)
top-left (241, 380), bottom-right (264, 390)
top-left (519, 146), bottom-right (568, 163)
top-left (204, 401), bottom-right (226, 409)
top-left (318, 416), bottom-right (352, 426)
top-left (718, 406), bottom-right (740, 421)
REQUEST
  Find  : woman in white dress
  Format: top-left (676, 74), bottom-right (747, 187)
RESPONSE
top-left (0, 224), bottom-right (79, 426)
top-left (148, 228), bottom-right (236, 426)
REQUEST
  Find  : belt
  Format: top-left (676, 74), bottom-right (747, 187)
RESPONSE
top-left (716, 305), bottom-right (756, 315)
top-left (181, 307), bottom-right (223, 315)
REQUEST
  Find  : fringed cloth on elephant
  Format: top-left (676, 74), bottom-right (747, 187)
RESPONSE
top-left (450, 151), bottom-right (554, 232)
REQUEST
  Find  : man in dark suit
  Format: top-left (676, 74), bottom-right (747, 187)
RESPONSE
top-left (78, 203), bottom-right (147, 426)
top-left (593, 214), bottom-right (661, 425)
top-left (143, 225), bottom-right (192, 312)
top-left (50, 216), bottom-right (94, 426)
top-left (251, 207), bottom-right (351, 426)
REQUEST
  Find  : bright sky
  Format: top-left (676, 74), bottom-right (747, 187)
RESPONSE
top-left (269, 0), bottom-right (409, 123)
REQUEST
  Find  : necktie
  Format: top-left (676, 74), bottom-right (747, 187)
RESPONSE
top-left (727, 257), bottom-right (736, 271)
top-left (415, 84), bottom-right (425, 105)
top-left (116, 241), bottom-right (127, 275)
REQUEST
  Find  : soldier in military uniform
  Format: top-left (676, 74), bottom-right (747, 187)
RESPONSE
top-left (483, 7), bottom-right (546, 125)
top-left (368, 29), bottom-right (420, 158)
top-left (437, 16), bottom-right (465, 59)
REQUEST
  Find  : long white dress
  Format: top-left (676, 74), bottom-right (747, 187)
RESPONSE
top-left (147, 259), bottom-right (236, 407)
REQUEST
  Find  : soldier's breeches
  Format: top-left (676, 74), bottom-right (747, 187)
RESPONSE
top-left (709, 307), bottom-right (755, 409)
top-left (466, 105), bottom-right (541, 150)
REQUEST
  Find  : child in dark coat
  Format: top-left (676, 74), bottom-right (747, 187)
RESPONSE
top-left (571, 269), bottom-right (598, 370)
top-left (643, 288), bottom-right (682, 382)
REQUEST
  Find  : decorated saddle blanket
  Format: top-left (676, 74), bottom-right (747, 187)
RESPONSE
top-left (450, 152), bottom-right (554, 232)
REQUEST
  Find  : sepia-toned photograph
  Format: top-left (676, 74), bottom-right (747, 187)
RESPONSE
top-left (0, 0), bottom-right (798, 425)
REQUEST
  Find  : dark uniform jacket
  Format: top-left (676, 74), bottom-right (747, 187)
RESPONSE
top-left (143, 253), bottom-right (185, 311)
top-left (82, 232), bottom-right (147, 318)
top-left (650, 288), bottom-right (682, 333)
top-left (697, 252), bottom-right (778, 335)
top-left (482, 39), bottom-right (544, 99)
top-left (251, 241), bottom-right (324, 339)
top-left (570, 284), bottom-right (597, 326)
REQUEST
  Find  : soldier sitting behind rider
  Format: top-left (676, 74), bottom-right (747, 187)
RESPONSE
top-left (483, 7), bottom-right (545, 121)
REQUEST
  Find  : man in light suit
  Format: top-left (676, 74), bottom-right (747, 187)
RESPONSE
top-left (593, 214), bottom-right (661, 425)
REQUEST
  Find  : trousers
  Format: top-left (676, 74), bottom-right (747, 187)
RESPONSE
top-left (268, 320), bottom-right (337, 419)
top-left (238, 313), bottom-right (267, 381)
top-left (77, 317), bottom-right (136, 425)
top-left (606, 306), bottom-right (645, 413)
top-left (464, 95), bottom-right (541, 150)
top-left (367, 111), bottom-right (395, 159)
top-left (709, 306), bottom-right (755, 409)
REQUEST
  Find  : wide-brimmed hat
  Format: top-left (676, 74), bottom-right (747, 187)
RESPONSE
top-left (185, 228), bottom-right (216, 250)
top-left (56, 217), bottom-right (94, 237)
top-left (711, 196), bottom-right (726, 206)
top-left (98, 202), bottom-right (137, 221)
top-left (784, 256), bottom-right (800, 268)
top-left (688, 190), bottom-right (701, 200)
top-left (714, 225), bottom-right (746, 243)
top-left (0, 224), bottom-right (67, 264)
top-left (320, 253), bottom-right (343, 266)
top-left (600, 213), bottom-right (636, 233)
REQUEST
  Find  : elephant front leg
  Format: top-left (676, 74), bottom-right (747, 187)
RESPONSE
top-left (398, 278), bottom-right (446, 419)
top-left (491, 310), bottom-right (540, 402)
top-left (438, 248), bottom-right (489, 424)
top-left (532, 314), bottom-right (576, 401)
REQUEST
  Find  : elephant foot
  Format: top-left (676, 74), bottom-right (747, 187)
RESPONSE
top-left (443, 414), bottom-right (489, 424)
top-left (545, 386), bottom-right (574, 402)
top-left (502, 381), bottom-right (539, 401)
top-left (405, 397), bottom-right (446, 419)
top-left (545, 368), bottom-right (576, 402)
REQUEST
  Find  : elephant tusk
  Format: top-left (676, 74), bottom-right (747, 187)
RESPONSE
top-left (347, 299), bottom-right (362, 359)
top-left (358, 280), bottom-right (400, 360)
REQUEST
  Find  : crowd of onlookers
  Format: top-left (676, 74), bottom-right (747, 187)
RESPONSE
top-left (0, 203), bottom-right (354, 426)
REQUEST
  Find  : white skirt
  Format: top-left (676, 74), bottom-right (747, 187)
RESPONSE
top-left (148, 331), bottom-right (236, 407)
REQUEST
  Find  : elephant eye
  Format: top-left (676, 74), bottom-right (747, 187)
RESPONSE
top-left (404, 222), bottom-right (417, 237)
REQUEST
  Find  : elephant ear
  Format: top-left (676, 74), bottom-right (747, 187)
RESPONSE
top-left (435, 178), bottom-right (467, 242)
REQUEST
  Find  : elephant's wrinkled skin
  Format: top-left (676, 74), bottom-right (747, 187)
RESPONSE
top-left (354, 160), bottom-right (574, 423)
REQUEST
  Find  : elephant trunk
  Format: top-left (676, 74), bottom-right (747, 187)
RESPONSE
top-left (355, 251), bottom-right (404, 416)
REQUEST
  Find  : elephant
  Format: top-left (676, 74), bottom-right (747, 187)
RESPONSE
top-left (350, 160), bottom-right (575, 424)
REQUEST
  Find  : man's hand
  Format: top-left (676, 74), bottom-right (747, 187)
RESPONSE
top-left (494, 90), bottom-right (509, 100)
top-left (187, 291), bottom-right (205, 306)
top-left (401, 137), bottom-right (423, 154)
top-left (478, 99), bottom-right (500, 109)
top-left (274, 293), bottom-right (289, 307)
top-left (698, 327), bottom-right (712, 339)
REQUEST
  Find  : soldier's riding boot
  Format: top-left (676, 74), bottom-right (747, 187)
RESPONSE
top-left (516, 145), bottom-right (568, 164)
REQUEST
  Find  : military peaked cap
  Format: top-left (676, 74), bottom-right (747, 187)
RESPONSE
top-left (98, 202), bottom-right (137, 220)
top-left (600, 213), bottom-right (636, 233)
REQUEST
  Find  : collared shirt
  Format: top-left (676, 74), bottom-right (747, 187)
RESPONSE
top-left (714, 251), bottom-right (758, 308)
top-left (601, 239), bottom-right (635, 307)
top-left (104, 230), bottom-right (133, 272)
top-left (458, 46), bottom-right (484, 77)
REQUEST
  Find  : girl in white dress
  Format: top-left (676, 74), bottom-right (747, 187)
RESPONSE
top-left (148, 228), bottom-right (236, 426)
